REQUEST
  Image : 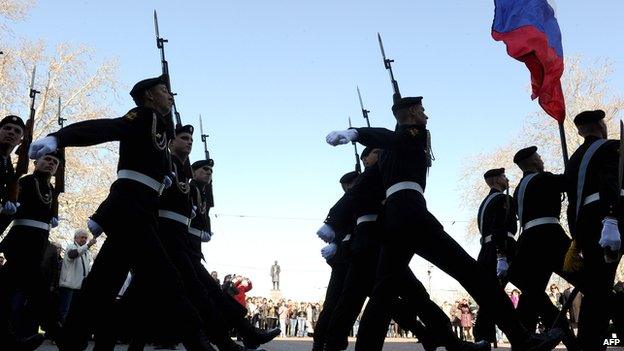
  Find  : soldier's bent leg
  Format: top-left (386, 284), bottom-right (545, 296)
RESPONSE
top-left (312, 259), bottom-right (349, 351)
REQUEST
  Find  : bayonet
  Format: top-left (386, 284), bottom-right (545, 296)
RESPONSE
top-left (199, 114), bottom-right (211, 162)
top-left (57, 97), bottom-right (66, 128)
top-left (377, 33), bottom-right (401, 103)
top-left (348, 116), bottom-right (362, 173)
top-left (29, 66), bottom-right (39, 98)
top-left (153, 10), bottom-right (181, 127)
top-left (356, 86), bottom-right (371, 127)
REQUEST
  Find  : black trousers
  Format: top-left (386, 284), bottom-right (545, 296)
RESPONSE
top-left (325, 221), bottom-right (446, 350)
top-left (312, 243), bottom-right (350, 349)
top-left (507, 224), bottom-right (571, 333)
top-left (0, 226), bottom-right (54, 338)
top-left (573, 213), bottom-right (621, 351)
top-left (355, 191), bottom-right (529, 351)
top-left (473, 238), bottom-right (516, 343)
top-left (60, 185), bottom-right (203, 350)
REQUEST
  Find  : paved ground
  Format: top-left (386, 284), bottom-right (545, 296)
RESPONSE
top-left (36, 337), bottom-right (528, 350)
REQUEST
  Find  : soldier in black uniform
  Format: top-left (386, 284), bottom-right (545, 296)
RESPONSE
top-left (311, 170), bottom-right (358, 351)
top-left (187, 159), bottom-right (280, 350)
top-left (326, 96), bottom-right (563, 351)
top-left (0, 151), bottom-right (61, 349)
top-left (0, 115), bottom-right (25, 233)
top-left (564, 110), bottom-right (623, 350)
top-left (506, 146), bottom-right (578, 349)
top-left (28, 75), bottom-right (213, 351)
top-left (473, 168), bottom-right (517, 346)
top-left (320, 147), bottom-right (486, 351)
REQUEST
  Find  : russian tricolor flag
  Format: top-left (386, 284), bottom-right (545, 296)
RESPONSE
top-left (492, 0), bottom-right (565, 122)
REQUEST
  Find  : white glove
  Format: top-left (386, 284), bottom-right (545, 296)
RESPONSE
top-left (321, 243), bottom-right (338, 260)
top-left (2, 201), bottom-right (18, 215)
top-left (87, 218), bottom-right (104, 237)
top-left (50, 217), bottom-right (59, 228)
top-left (599, 217), bottom-right (621, 251)
top-left (496, 256), bottom-right (509, 278)
top-left (316, 224), bottom-right (336, 243)
top-left (326, 129), bottom-right (358, 146)
top-left (201, 231), bottom-right (212, 242)
top-left (29, 136), bottom-right (58, 159)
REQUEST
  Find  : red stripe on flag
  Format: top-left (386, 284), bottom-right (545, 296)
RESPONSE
top-left (493, 25), bottom-right (565, 122)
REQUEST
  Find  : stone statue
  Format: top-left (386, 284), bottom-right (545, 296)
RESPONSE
top-left (270, 260), bottom-right (281, 290)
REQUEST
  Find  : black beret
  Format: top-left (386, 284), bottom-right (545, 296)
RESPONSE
top-left (573, 110), bottom-right (605, 126)
top-left (513, 146), bottom-right (538, 164)
top-left (361, 147), bottom-right (373, 158)
top-left (176, 124), bottom-right (194, 135)
top-left (339, 171), bottom-right (359, 184)
top-left (0, 115), bottom-right (25, 131)
top-left (483, 168), bottom-right (505, 179)
top-left (192, 159), bottom-right (214, 170)
top-left (392, 97), bottom-right (423, 113)
top-left (129, 74), bottom-right (169, 99)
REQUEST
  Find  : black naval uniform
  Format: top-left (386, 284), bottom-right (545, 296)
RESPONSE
top-left (323, 165), bottom-right (466, 351)
top-left (0, 152), bottom-right (16, 234)
top-left (507, 171), bottom-right (575, 340)
top-left (0, 172), bottom-right (57, 338)
top-left (565, 135), bottom-right (623, 350)
top-left (54, 107), bottom-right (204, 349)
top-left (312, 221), bottom-right (352, 351)
top-left (352, 124), bottom-right (533, 350)
top-left (473, 187), bottom-right (517, 343)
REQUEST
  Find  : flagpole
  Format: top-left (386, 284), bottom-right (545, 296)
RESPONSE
top-left (558, 121), bottom-right (569, 165)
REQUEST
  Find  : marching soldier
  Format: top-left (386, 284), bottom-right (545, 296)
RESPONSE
top-left (188, 159), bottom-right (280, 350)
top-left (0, 151), bottom-right (61, 350)
top-left (473, 168), bottom-right (517, 346)
top-left (311, 170), bottom-right (358, 351)
top-left (28, 75), bottom-right (213, 351)
top-left (320, 147), bottom-right (486, 351)
top-left (326, 96), bottom-right (563, 351)
top-left (0, 115), bottom-right (25, 232)
top-left (564, 110), bottom-right (623, 350)
top-left (506, 146), bottom-right (577, 349)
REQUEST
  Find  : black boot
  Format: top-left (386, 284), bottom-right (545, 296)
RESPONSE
top-left (16, 333), bottom-right (45, 351)
top-left (218, 338), bottom-right (266, 351)
top-left (454, 340), bottom-right (492, 351)
top-left (242, 327), bottom-right (280, 349)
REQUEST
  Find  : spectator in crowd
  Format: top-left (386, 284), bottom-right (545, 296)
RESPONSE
top-left (288, 303), bottom-right (298, 337)
top-left (296, 303), bottom-right (307, 337)
top-left (211, 270), bottom-right (220, 286)
top-left (305, 302), bottom-right (314, 335)
top-left (547, 284), bottom-right (562, 309)
top-left (222, 274), bottom-right (238, 297)
top-left (266, 299), bottom-right (278, 329)
top-left (278, 302), bottom-right (288, 337)
top-left (450, 300), bottom-right (463, 339)
top-left (40, 241), bottom-right (63, 334)
top-left (58, 229), bottom-right (96, 323)
top-left (562, 285), bottom-right (582, 330)
top-left (460, 299), bottom-right (474, 341)
top-left (509, 289), bottom-right (521, 309)
top-left (232, 275), bottom-right (253, 307)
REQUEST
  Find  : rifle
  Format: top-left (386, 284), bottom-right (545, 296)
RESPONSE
top-left (52, 97), bottom-right (66, 220)
top-left (377, 33), bottom-right (401, 104)
top-left (348, 117), bottom-right (362, 173)
top-left (199, 115), bottom-right (215, 208)
top-left (356, 86), bottom-right (371, 127)
top-left (9, 66), bottom-right (39, 202)
top-left (153, 10), bottom-right (182, 128)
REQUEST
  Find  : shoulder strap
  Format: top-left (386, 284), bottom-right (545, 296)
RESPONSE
top-left (517, 173), bottom-right (538, 227)
top-left (478, 192), bottom-right (503, 234)
top-left (575, 139), bottom-right (608, 221)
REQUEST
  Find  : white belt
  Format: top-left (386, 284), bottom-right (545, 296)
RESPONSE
top-left (12, 219), bottom-right (51, 231)
top-left (188, 227), bottom-right (203, 238)
top-left (158, 210), bottom-right (190, 226)
top-left (356, 214), bottom-right (378, 226)
top-left (342, 234), bottom-right (352, 242)
top-left (481, 232), bottom-right (515, 244)
top-left (583, 190), bottom-right (624, 206)
top-left (522, 217), bottom-right (560, 231)
top-left (117, 170), bottom-right (165, 194)
top-left (385, 181), bottom-right (424, 199)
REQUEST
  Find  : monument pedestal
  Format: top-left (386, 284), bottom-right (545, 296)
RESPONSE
top-left (270, 289), bottom-right (283, 301)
